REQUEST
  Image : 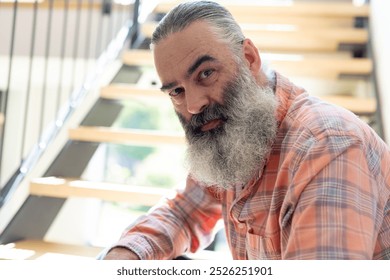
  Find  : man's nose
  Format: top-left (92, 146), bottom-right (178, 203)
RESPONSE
top-left (185, 89), bottom-right (210, 115)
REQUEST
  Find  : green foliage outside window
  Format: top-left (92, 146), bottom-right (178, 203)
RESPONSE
top-left (105, 99), bottom-right (186, 189)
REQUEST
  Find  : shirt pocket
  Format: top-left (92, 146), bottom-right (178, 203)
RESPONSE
top-left (246, 232), bottom-right (281, 260)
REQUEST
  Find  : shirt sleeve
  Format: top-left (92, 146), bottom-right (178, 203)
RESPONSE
top-left (108, 176), bottom-right (223, 260)
top-left (281, 134), bottom-right (385, 259)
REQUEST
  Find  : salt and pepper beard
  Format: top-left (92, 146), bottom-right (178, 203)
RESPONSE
top-left (176, 64), bottom-right (278, 189)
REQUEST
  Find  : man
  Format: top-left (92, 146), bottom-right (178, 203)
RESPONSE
top-left (104, 1), bottom-right (390, 259)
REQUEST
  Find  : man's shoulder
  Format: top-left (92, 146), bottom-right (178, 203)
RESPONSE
top-left (282, 93), bottom-right (368, 144)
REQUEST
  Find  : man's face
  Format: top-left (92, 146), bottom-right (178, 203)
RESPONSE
top-left (153, 21), bottom-right (278, 188)
top-left (153, 21), bottom-right (237, 131)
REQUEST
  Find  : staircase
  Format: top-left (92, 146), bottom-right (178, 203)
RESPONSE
top-left (0, 0), bottom-right (380, 260)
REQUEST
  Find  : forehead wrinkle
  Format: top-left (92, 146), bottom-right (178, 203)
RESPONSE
top-left (154, 44), bottom-right (196, 87)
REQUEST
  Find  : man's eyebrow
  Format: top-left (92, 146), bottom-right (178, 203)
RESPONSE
top-left (187, 55), bottom-right (216, 77)
top-left (159, 55), bottom-right (217, 92)
top-left (160, 81), bottom-right (178, 92)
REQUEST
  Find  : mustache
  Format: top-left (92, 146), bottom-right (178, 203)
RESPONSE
top-left (177, 103), bottom-right (229, 136)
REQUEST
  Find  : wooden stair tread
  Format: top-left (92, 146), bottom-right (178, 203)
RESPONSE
top-left (270, 58), bottom-right (372, 78)
top-left (142, 22), bottom-right (368, 43)
top-left (69, 126), bottom-right (185, 146)
top-left (145, 0), bottom-right (369, 53)
top-left (0, 239), bottom-right (102, 260)
top-left (225, 16), bottom-right (355, 28)
top-left (142, 24), bottom-right (367, 52)
top-left (100, 85), bottom-right (163, 100)
top-left (154, 1), bottom-right (370, 18)
top-left (122, 49), bottom-right (372, 78)
top-left (0, 0), bottom-right (122, 10)
top-left (152, 1), bottom-right (369, 32)
top-left (320, 95), bottom-right (376, 115)
top-left (0, 238), bottom-right (230, 260)
top-left (100, 85), bottom-right (375, 115)
top-left (122, 49), bottom-right (155, 66)
top-left (30, 177), bottom-right (173, 206)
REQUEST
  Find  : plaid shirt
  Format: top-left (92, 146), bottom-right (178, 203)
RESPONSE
top-left (112, 73), bottom-right (390, 259)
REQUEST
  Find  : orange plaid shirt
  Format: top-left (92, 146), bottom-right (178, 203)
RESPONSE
top-left (112, 73), bottom-right (390, 259)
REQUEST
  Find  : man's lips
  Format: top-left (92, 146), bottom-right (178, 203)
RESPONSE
top-left (200, 119), bottom-right (224, 132)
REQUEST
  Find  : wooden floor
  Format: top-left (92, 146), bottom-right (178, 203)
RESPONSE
top-left (30, 177), bottom-right (173, 207)
top-left (0, 240), bottom-right (102, 260)
top-left (0, 239), bottom-right (231, 260)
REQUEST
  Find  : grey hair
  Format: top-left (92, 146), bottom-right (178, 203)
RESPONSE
top-left (150, 1), bottom-right (245, 56)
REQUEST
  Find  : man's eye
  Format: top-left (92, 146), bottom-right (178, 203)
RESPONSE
top-left (169, 87), bottom-right (184, 97)
top-left (199, 69), bottom-right (214, 80)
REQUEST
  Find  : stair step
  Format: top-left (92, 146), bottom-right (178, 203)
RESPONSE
top-left (154, 1), bottom-right (369, 18)
top-left (30, 177), bottom-right (173, 206)
top-left (69, 126), bottom-right (185, 146)
top-left (122, 49), bottom-right (155, 66)
top-left (270, 58), bottom-right (372, 79)
top-left (151, 2), bottom-right (370, 45)
top-left (141, 21), bottom-right (368, 43)
top-left (320, 95), bottom-right (376, 115)
top-left (100, 85), bottom-right (163, 100)
top-left (0, 239), bottom-right (102, 260)
top-left (220, 16), bottom-right (355, 29)
top-left (122, 50), bottom-right (372, 78)
top-left (99, 84), bottom-right (375, 115)
top-left (141, 23), bottom-right (367, 52)
top-left (0, 1), bottom-right (121, 10)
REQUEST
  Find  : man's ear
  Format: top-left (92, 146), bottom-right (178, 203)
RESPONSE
top-left (242, 38), bottom-right (261, 76)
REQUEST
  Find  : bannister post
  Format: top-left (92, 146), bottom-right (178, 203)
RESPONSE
top-left (102, 0), bottom-right (112, 15)
top-left (130, 0), bottom-right (140, 48)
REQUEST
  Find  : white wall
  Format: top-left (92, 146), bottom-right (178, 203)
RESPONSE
top-left (371, 0), bottom-right (390, 143)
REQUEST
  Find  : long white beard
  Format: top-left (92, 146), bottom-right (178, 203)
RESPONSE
top-left (177, 66), bottom-right (278, 189)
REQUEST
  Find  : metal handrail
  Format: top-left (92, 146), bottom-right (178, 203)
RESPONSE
top-left (0, 0), bottom-right (140, 208)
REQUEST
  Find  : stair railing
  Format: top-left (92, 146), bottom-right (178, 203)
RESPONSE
top-left (0, 0), bottom-right (140, 208)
